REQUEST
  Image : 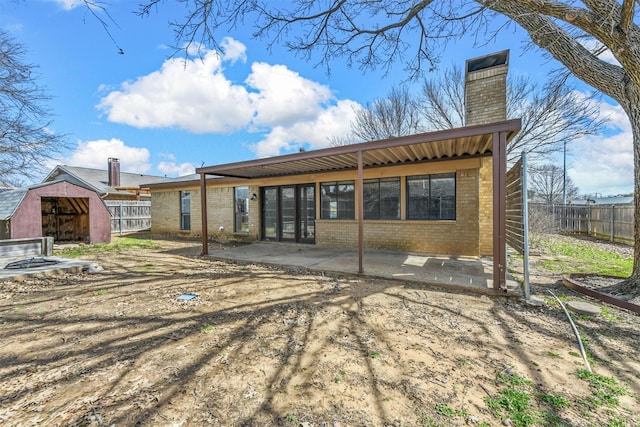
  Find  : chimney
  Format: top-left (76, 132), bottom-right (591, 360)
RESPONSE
top-left (464, 50), bottom-right (509, 126)
top-left (108, 157), bottom-right (121, 187)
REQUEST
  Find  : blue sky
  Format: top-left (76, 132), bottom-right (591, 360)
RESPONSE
top-left (0, 0), bottom-right (634, 196)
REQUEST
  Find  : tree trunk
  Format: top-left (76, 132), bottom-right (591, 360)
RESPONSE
top-left (607, 80), bottom-right (640, 298)
top-left (627, 84), bottom-right (640, 285)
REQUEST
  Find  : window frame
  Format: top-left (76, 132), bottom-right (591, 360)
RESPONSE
top-left (406, 173), bottom-right (456, 220)
top-left (363, 177), bottom-right (401, 220)
top-left (234, 186), bottom-right (250, 233)
top-left (320, 180), bottom-right (355, 219)
top-left (179, 190), bottom-right (191, 231)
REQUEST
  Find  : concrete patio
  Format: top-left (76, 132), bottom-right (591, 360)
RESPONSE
top-left (206, 242), bottom-right (520, 295)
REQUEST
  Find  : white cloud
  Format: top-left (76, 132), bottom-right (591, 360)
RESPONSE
top-left (220, 37), bottom-right (247, 64)
top-left (61, 138), bottom-right (152, 173)
top-left (97, 38), bottom-right (360, 158)
top-left (49, 0), bottom-right (83, 10)
top-left (97, 49), bottom-right (254, 133)
top-left (568, 99), bottom-right (633, 196)
top-left (247, 63), bottom-right (333, 127)
top-left (157, 161), bottom-right (196, 177)
top-left (158, 153), bottom-right (176, 161)
top-left (184, 42), bottom-right (208, 57)
top-left (250, 99), bottom-right (360, 157)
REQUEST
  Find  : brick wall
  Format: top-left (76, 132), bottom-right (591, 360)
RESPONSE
top-left (465, 60), bottom-right (508, 126)
top-left (150, 158), bottom-right (490, 256)
top-left (149, 190), bottom-right (182, 235)
top-left (150, 184), bottom-right (260, 241)
top-left (478, 157), bottom-right (493, 255)
top-left (316, 168), bottom-right (481, 256)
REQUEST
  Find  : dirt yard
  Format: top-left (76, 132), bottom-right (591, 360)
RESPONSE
top-left (1, 237), bottom-right (638, 426)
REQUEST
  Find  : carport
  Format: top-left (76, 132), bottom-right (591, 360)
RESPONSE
top-left (197, 120), bottom-right (521, 292)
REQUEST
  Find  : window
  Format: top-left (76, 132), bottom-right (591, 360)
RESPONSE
top-left (180, 191), bottom-right (191, 231)
top-left (235, 186), bottom-right (250, 232)
top-left (364, 178), bottom-right (400, 219)
top-left (407, 173), bottom-right (456, 220)
top-left (320, 181), bottom-right (355, 219)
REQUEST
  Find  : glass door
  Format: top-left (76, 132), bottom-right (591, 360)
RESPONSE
top-left (261, 184), bottom-right (316, 243)
top-left (298, 184), bottom-right (315, 243)
top-left (262, 187), bottom-right (278, 240)
top-left (280, 186), bottom-right (296, 241)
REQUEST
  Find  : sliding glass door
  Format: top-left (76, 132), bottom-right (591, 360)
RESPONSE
top-left (298, 184), bottom-right (315, 243)
top-left (262, 187), bottom-right (278, 240)
top-left (261, 184), bottom-right (315, 243)
top-left (281, 186), bottom-right (296, 241)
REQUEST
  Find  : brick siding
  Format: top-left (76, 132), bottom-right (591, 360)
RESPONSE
top-left (150, 159), bottom-right (494, 256)
top-left (316, 167), bottom-right (481, 256)
top-left (465, 63), bottom-right (508, 126)
top-left (150, 184), bottom-right (260, 241)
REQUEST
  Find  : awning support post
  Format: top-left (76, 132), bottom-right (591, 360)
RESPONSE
top-left (357, 150), bottom-right (364, 274)
top-left (200, 173), bottom-right (209, 255)
top-left (492, 131), bottom-right (507, 291)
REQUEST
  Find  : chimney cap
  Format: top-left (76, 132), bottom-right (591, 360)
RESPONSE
top-left (466, 50), bottom-right (509, 73)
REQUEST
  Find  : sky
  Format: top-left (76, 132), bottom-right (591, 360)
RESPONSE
top-left (0, 0), bottom-right (634, 196)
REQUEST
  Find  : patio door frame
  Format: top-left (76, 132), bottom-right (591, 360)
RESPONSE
top-left (261, 184), bottom-right (316, 244)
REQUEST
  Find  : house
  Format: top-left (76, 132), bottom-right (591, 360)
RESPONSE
top-left (0, 180), bottom-right (112, 243)
top-left (146, 51), bottom-right (521, 290)
top-left (44, 158), bottom-right (168, 201)
top-left (571, 196), bottom-right (634, 206)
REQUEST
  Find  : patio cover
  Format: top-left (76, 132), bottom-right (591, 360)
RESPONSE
top-left (197, 119), bottom-right (521, 292)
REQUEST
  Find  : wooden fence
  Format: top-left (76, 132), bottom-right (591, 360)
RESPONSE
top-left (529, 203), bottom-right (634, 244)
top-left (505, 157), bottom-right (525, 254)
top-left (104, 201), bottom-right (151, 235)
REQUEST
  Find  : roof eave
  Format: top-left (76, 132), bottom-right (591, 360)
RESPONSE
top-left (196, 119), bottom-right (521, 179)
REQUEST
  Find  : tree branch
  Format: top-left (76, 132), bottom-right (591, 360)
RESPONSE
top-left (620, 0), bottom-right (635, 33)
top-left (485, 1), bottom-right (629, 101)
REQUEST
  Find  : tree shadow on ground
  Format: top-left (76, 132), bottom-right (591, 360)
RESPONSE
top-left (0, 241), bottom-right (638, 426)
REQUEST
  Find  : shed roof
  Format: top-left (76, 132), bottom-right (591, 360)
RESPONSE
top-left (0, 188), bottom-right (29, 220)
top-left (197, 120), bottom-right (521, 179)
top-left (0, 179), bottom-right (95, 220)
top-left (0, 179), bottom-right (114, 221)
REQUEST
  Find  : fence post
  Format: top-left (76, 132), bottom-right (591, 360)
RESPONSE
top-left (119, 203), bottom-right (124, 237)
top-left (522, 152), bottom-right (530, 301)
top-left (588, 204), bottom-right (592, 236)
top-left (611, 205), bottom-right (615, 243)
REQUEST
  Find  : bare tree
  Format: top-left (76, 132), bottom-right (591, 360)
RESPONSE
top-left (344, 66), bottom-right (603, 164)
top-left (135, 0), bottom-right (640, 292)
top-left (0, 30), bottom-right (67, 187)
top-left (351, 86), bottom-right (423, 142)
top-left (420, 66), bottom-right (467, 130)
top-left (529, 164), bottom-right (579, 205)
top-left (420, 66), bottom-right (604, 163)
top-left (329, 134), bottom-right (362, 147)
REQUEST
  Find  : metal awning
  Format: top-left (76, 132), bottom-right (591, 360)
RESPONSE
top-left (197, 119), bottom-right (522, 292)
top-left (196, 120), bottom-right (521, 179)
